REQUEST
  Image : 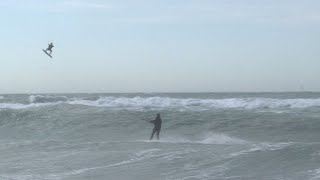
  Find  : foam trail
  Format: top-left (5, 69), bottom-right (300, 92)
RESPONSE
top-left (136, 133), bottom-right (247, 145)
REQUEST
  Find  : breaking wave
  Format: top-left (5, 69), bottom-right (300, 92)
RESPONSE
top-left (0, 102), bottom-right (60, 110)
top-left (66, 96), bottom-right (320, 110)
top-left (1, 95), bottom-right (320, 110)
top-left (29, 95), bottom-right (68, 103)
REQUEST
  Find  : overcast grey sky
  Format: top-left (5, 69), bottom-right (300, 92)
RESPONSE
top-left (1, 0), bottom-right (320, 93)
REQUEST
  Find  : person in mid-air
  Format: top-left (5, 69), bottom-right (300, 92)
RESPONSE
top-left (46, 42), bottom-right (54, 55)
top-left (150, 113), bottom-right (162, 140)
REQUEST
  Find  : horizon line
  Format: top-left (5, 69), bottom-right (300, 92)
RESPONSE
top-left (0, 91), bottom-right (318, 95)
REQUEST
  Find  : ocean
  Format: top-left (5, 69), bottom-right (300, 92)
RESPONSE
top-left (0, 93), bottom-right (320, 180)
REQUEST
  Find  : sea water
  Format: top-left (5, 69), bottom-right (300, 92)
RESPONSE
top-left (0, 93), bottom-right (320, 180)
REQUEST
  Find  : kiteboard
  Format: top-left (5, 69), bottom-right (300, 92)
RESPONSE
top-left (42, 49), bottom-right (52, 58)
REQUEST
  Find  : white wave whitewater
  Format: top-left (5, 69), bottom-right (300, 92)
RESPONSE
top-left (68, 96), bottom-right (320, 110)
top-left (0, 92), bottom-right (320, 180)
top-left (1, 94), bottom-right (320, 110)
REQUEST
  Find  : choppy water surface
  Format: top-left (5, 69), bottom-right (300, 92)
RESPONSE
top-left (0, 93), bottom-right (320, 180)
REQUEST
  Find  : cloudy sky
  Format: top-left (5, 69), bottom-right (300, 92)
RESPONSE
top-left (0, 0), bottom-right (319, 93)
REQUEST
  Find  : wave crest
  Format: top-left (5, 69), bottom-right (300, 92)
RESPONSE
top-left (1, 96), bottom-right (320, 110)
top-left (66, 96), bottom-right (320, 110)
top-left (29, 95), bottom-right (68, 103)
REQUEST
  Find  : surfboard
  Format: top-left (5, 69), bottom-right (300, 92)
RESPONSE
top-left (42, 49), bottom-right (52, 58)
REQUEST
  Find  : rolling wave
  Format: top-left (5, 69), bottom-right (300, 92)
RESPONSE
top-left (0, 102), bottom-right (60, 109)
top-left (1, 95), bottom-right (320, 110)
top-left (65, 96), bottom-right (320, 109)
top-left (29, 95), bottom-right (68, 103)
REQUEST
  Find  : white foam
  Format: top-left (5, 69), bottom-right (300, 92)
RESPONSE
top-left (310, 168), bottom-right (320, 180)
top-left (3, 96), bottom-right (320, 110)
top-left (0, 102), bottom-right (60, 110)
top-left (229, 142), bottom-right (294, 158)
top-left (65, 96), bottom-right (320, 110)
top-left (29, 95), bottom-right (68, 103)
top-left (29, 148), bottom-right (166, 179)
top-left (200, 133), bottom-right (247, 145)
top-left (0, 95), bottom-right (68, 110)
top-left (136, 133), bottom-right (247, 145)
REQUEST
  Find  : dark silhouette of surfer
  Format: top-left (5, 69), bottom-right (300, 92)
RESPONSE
top-left (149, 113), bottom-right (162, 140)
top-left (45, 42), bottom-right (54, 55)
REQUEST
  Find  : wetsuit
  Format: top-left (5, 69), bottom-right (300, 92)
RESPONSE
top-left (150, 114), bottom-right (162, 140)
